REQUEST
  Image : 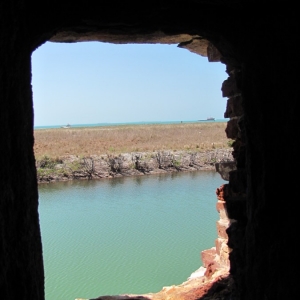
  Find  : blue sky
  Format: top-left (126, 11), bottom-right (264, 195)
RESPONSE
top-left (31, 41), bottom-right (227, 126)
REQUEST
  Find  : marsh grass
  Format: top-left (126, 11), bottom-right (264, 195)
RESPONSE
top-left (34, 122), bottom-right (229, 159)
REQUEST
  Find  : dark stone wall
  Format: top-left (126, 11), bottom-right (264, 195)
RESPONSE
top-left (0, 1), bottom-right (298, 299)
top-left (0, 2), bottom-right (44, 299)
top-left (241, 9), bottom-right (298, 298)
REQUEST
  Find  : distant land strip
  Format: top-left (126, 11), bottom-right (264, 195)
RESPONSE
top-left (34, 122), bottom-right (233, 183)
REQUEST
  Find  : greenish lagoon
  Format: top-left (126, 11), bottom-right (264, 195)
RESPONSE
top-left (38, 170), bottom-right (225, 300)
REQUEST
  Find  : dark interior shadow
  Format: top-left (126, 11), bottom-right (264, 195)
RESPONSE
top-left (197, 275), bottom-right (237, 300)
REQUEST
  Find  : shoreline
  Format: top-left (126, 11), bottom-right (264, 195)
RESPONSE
top-left (34, 119), bottom-right (229, 130)
top-left (36, 148), bottom-right (233, 183)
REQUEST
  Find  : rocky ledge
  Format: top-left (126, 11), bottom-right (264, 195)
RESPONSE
top-left (37, 149), bottom-right (233, 183)
top-left (75, 269), bottom-right (235, 300)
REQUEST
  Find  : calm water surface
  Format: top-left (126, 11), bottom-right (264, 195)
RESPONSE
top-left (38, 170), bottom-right (225, 300)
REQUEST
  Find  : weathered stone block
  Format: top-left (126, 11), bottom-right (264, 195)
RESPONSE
top-left (201, 247), bottom-right (216, 268)
top-left (215, 238), bottom-right (230, 267)
top-left (178, 38), bottom-right (209, 57)
top-left (221, 76), bottom-right (240, 97)
top-left (225, 118), bottom-right (239, 139)
top-left (217, 220), bottom-right (229, 239)
top-left (216, 200), bottom-right (226, 213)
top-left (216, 200), bottom-right (228, 220)
top-left (219, 209), bottom-right (228, 221)
top-left (204, 261), bottom-right (221, 279)
top-left (216, 184), bottom-right (227, 201)
top-left (224, 96), bottom-right (244, 118)
top-left (215, 238), bottom-right (226, 255)
top-left (207, 42), bottom-right (221, 62)
top-left (215, 161), bottom-right (237, 181)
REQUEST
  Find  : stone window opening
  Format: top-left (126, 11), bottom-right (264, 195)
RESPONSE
top-left (31, 38), bottom-right (242, 299)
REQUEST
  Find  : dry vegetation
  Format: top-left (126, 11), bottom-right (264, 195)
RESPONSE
top-left (34, 122), bottom-right (231, 159)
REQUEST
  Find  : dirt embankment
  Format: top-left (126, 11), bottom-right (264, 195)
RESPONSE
top-left (36, 148), bottom-right (233, 183)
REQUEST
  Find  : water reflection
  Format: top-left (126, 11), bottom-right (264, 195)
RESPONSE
top-left (134, 175), bottom-right (143, 186)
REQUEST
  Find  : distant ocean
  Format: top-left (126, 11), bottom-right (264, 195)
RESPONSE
top-left (34, 119), bottom-right (229, 130)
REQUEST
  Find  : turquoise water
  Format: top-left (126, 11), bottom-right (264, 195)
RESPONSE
top-left (34, 119), bottom-right (229, 130)
top-left (38, 170), bottom-right (225, 300)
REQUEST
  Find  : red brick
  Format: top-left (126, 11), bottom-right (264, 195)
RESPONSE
top-left (201, 247), bottom-right (216, 268)
top-left (216, 220), bottom-right (229, 239)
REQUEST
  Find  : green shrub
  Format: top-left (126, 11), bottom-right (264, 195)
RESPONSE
top-left (173, 159), bottom-right (181, 167)
top-left (39, 155), bottom-right (56, 169)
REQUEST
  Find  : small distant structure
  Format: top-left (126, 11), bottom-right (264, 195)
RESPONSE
top-left (61, 123), bottom-right (71, 128)
top-left (198, 117), bottom-right (215, 121)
